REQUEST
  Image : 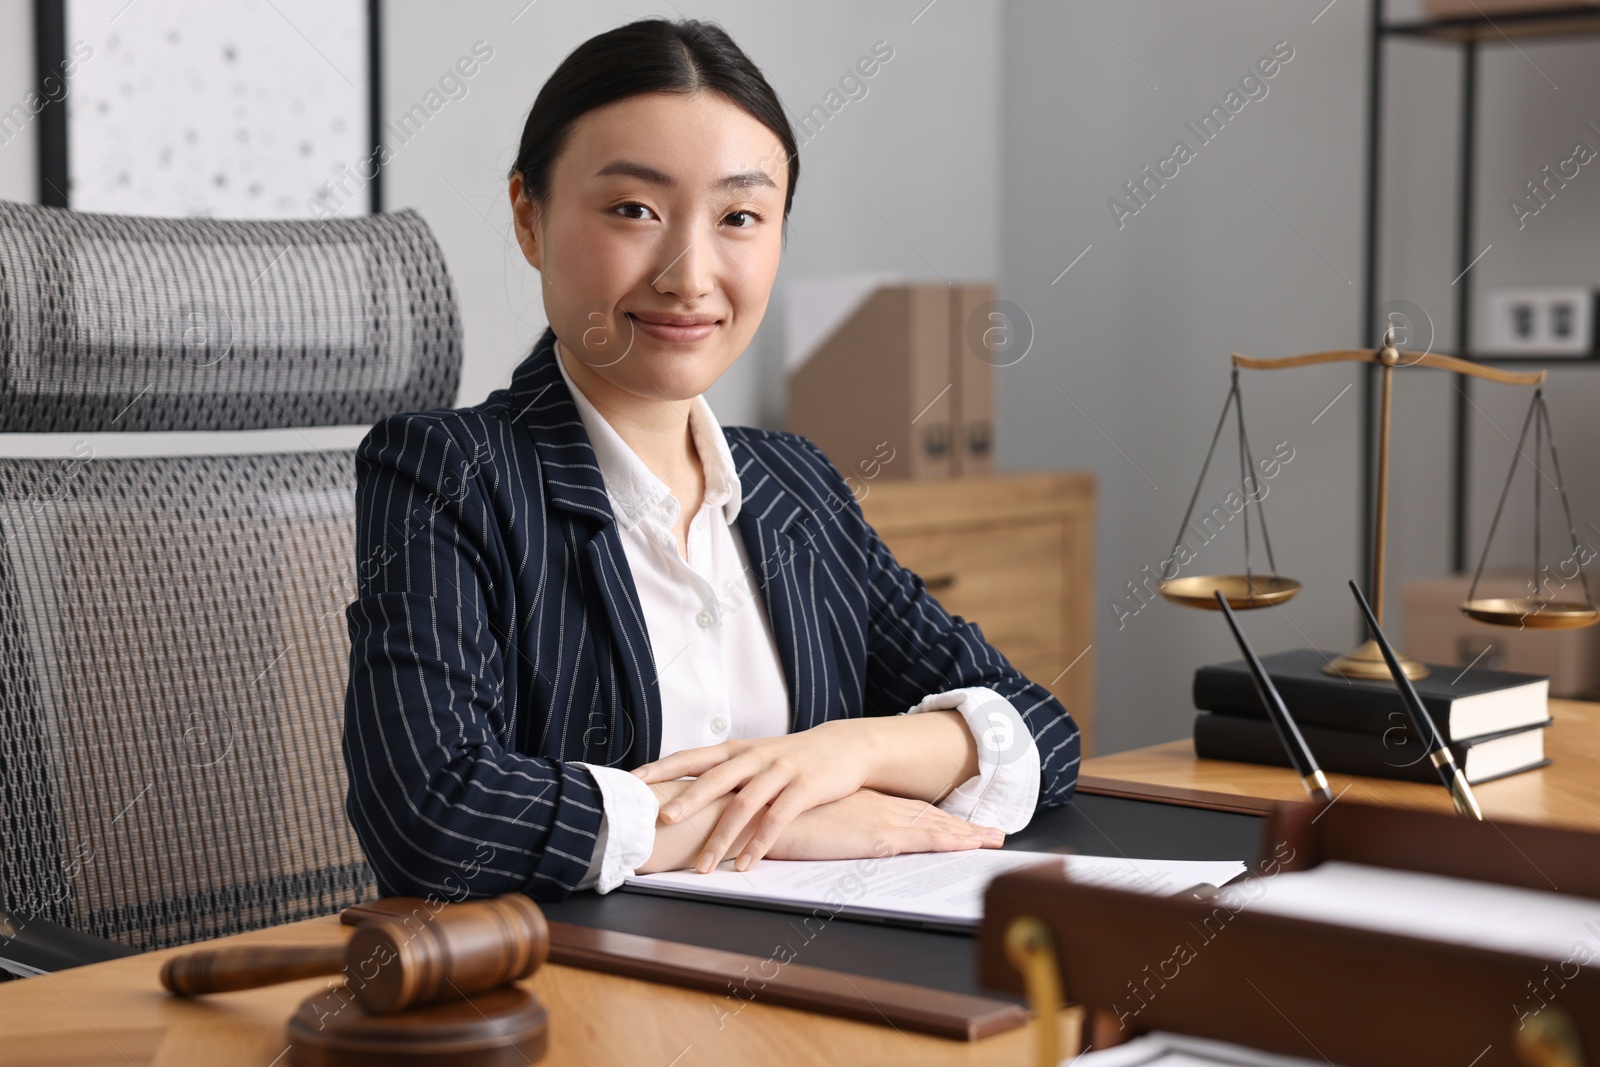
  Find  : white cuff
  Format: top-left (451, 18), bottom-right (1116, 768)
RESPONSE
top-left (572, 763), bottom-right (660, 894)
top-left (904, 686), bottom-right (1040, 834)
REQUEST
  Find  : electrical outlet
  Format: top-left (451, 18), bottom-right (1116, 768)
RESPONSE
top-left (1483, 286), bottom-right (1596, 357)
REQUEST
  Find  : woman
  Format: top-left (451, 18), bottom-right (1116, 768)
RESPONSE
top-left (342, 17), bottom-right (1081, 904)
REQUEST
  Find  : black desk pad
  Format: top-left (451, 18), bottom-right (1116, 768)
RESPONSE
top-left (538, 794), bottom-right (1264, 1000)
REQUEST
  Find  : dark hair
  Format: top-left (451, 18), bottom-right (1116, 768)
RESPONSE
top-left (509, 18), bottom-right (799, 235)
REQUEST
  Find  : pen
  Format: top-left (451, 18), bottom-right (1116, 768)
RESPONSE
top-left (1213, 590), bottom-right (1334, 803)
top-left (1347, 579), bottom-right (1484, 820)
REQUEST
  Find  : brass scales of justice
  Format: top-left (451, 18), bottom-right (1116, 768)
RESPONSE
top-left (1157, 326), bottom-right (1599, 681)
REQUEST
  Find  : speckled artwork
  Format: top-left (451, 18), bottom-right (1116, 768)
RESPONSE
top-left (64, 0), bottom-right (368, 219)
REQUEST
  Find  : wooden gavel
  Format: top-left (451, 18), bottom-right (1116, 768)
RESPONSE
top-left (161, 893), bottom-right (548, 1015)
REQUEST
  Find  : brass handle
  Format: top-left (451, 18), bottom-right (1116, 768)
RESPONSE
top-left (1004, 915), bottom-right (1063, 1067)
top-left (1515, 1005), bottom-right (1586, 1067)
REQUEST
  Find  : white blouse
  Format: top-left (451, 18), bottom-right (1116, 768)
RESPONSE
top-left (558, 352), bottom-right (1040, 893)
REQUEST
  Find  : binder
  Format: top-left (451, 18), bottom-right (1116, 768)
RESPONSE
top-left (978, 799), bottom-right (1600, 1067)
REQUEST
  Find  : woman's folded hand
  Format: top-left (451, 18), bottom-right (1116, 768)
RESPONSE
top-left (631, 718), bottom-right (882, 872)
top-left (631, 710), bottom-right (985, 874)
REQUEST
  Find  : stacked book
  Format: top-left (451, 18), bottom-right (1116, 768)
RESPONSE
top-left (1192, 648), bottom-right (1552, 784)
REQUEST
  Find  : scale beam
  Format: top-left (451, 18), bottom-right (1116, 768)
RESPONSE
top-left (1231, 347), bottom-right (1545, 386)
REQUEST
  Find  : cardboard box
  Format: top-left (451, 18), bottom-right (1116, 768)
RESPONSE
top-left (1403, 572), bottom-right (1600, 698)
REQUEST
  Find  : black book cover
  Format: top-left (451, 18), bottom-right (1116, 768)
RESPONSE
top-left (1192, 711), bottom-right (1552, 785)
top-left (1192, 647), bottom-right (1548, 741)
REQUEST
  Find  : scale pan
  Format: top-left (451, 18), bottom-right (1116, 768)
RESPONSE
top-left (1460, 598), bottom-right (1600, 630)
top-left (1159, 574), bottom-right (1301, 610)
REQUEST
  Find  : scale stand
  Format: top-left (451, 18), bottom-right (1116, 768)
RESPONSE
top-left (1161, 327), bottom-right (1589, 682)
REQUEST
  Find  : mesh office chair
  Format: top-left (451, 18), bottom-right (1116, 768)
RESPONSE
top-left (0, 200), bottom-right (461, 971)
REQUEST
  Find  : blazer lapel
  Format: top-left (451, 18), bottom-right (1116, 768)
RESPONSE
top-left (506, 327), bottom-right (663, 764)
top-left (505, 326), bottom-right (840, 756)
top-left (731, 440), bottom-right (835, 734)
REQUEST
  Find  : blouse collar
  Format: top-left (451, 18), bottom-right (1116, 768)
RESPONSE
top-left (552, 340), bottom-right (743, 532)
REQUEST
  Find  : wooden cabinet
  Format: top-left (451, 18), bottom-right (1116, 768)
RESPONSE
top-left (858, 472), bottom-right (1097, 755)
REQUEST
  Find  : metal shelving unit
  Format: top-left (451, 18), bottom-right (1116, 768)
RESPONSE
top-left (1360, 1), bottom-right (1600, 586)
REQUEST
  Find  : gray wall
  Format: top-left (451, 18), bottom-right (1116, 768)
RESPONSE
top-left (376, 0), bottom-right (1002, 422)
top-left (1381, 30), bottom-right (1600, 656)
top-left (996, 2), bottom-right (1600, 753)
top-left (0, 0), bottom-right (1001, 418)
top-left (999, 1), bottom-right (1369, 753)
top-left (0, 0), bottom-right (31, 199)
top-left (2, 0), bottom-right (1595, 753)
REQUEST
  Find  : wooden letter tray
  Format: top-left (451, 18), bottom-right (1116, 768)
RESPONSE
top-left (978, 799), bottom-right (1600, 1067)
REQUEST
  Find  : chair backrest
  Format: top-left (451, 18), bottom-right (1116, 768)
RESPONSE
top-left (0, 201), bottom-right (461, 951)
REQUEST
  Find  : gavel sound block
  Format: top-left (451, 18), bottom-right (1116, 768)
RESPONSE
top-left (161, 893), bottom-right (549, 1066)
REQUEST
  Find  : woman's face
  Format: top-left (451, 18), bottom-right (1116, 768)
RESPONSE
top-left (511, 90), bottom-right (788, 404)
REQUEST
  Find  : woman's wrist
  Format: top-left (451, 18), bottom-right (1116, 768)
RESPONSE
top-left (638, 779), bottom-right (760, 874)
top-left (647, 778), bottom-right (694, 811)
top-left (863, 709), bottom-right (978, 804)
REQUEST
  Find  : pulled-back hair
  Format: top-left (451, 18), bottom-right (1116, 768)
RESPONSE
top-left (509, 18), bottom-right (799, 233)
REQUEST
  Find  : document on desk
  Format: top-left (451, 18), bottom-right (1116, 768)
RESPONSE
top-left (1226, 860), bottom-right (1600, 964)
top-left (621, 850), bottom-right (1249, 932)
top-left (1071, 1031), bottom-right (1350, 1066)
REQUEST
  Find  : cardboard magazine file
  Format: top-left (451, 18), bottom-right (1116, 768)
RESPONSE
top-left (978, 800), bottom-right (1600, 1067)
top-left (949, 282), bottom-right (996, 477)
top-left (787, 282), bottom-right (996, 481)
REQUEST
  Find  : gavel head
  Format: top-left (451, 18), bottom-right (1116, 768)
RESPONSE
top-left (343, 893), bottom-right (549, 1015)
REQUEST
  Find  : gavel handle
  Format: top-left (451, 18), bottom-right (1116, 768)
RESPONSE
top-left (161, 943), bottom-right (348, 996)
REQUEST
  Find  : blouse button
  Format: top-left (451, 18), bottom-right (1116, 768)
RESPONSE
top-left (695, 610), bottom-right (715, 629)
top-left (710, 716), bottom-right (728, 734)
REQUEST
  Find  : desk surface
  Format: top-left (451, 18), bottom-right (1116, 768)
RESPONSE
top-left (539, 793), bottom-right (1263, 998)
top-left (0, 794), bottom-right (1259, 1065)
top-left (1079, 697), bottom-right (1600, 832)
top-left (18, 688), bottom-right (1595, 1067)
top-left (26, 700), bottom-right (1579, 1065)
top-left (0, 914), bottom-right (1057, 1067)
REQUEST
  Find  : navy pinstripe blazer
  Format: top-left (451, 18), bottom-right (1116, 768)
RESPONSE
top-left (342, 325), bottom-right (1081, 903)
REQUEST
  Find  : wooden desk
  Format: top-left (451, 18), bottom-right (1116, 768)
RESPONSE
top-left (0, 913), bottom-right (1076, 1066)
top-left (1079, 697), bottom-right (1600, 832)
